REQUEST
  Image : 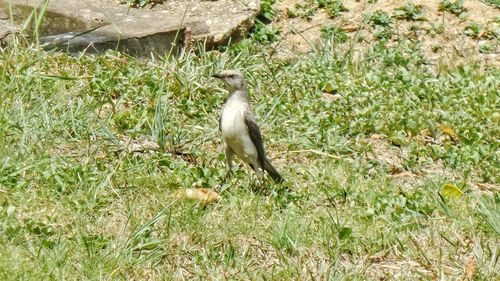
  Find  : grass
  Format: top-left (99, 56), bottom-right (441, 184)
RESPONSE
top-left (1, 18), bottom-right (499, 280)
top-left (320, 25), bottom-right (348, 42)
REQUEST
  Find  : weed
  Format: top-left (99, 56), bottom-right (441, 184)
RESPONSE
top-left (320, 25), bottom-right (348, 42)
top-left (393, 2), bottom-right (427, 21)
top-left (439, 0), bottom-right (467, 16)
top-left (287, 3), bottom-right (315, 21)
top-left (317, 0), bottom-right (348, 18)
top-left (261, 0), bottom-right (276, 21)
top-left (482, 0), bottom-right (500, 9)
top-left (251, 0), bottom-right (279, 44)
top-left (251, 21), bottom-right (281, 43)
top-left (479, 43), bottom-right (496, 53)
top-left (366, 11), bottom-right (393, 40)
top-left (464, 22), bottom-right (498, 39)
top-left (366, 10), bottom-right (393, 28)
top-left (289, 0), bottom-right (347, 21)
top-left (428, 22), bottom-right (445, 36)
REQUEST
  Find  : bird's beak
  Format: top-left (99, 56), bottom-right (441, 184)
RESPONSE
top-left (211, 73), bottom-right (222, 79)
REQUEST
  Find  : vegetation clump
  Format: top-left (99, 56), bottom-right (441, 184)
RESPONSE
top-left (287, 0), bottom-right (348, 21)
top-left (393, 2), bottom-right (427, 21)
top-left (439, 0), bottom-right (467, 16)
top-left (366, 10), bottom-right (394, 40)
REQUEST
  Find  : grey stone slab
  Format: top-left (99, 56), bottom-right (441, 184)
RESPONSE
top-left (148, 0), bottom-right (262, 47)
top-left (0, 0), bottom-right (260, 57)
top-left (40, 15), bottom-right (208, 57)
top-left (0, 0), bottom-right (110, 35)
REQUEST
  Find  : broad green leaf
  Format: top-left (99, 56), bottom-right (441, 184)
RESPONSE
top-left (338, 227), bottom-right (352, 240)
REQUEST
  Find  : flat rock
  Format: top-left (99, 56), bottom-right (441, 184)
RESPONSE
top-left (0, 0), bottom-right (261, 57)
top-left (147, 0), bottom-right (262, 46)
top-left (0, 0), bottom-right (110, 34)
top-left (39, 6), bottom-right (208, 57)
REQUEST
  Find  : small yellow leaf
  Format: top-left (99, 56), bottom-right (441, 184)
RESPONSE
top-left (175, 188), bottom-right (221, 203)
top-left (438, 124), bottom-right (460, 141)
top-left (441, 183), bottom-right (463, 199)
top-left (323, 82), bottom-right (335, 93)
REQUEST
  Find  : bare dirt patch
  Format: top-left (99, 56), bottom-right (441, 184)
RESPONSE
top-left (272, 0), bottom-right (499, 66)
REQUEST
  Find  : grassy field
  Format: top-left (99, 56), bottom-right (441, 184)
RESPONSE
top-left (1, 4), bottom-right (499, 280)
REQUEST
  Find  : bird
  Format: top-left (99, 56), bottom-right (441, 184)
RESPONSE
top-left (212, 70), bottom-right (284, 184)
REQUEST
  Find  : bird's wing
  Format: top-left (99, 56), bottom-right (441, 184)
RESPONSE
top-left (244, 110), bottom-right (266, 169)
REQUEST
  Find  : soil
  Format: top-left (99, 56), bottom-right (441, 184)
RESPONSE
top-left (271, 0), bottom-right (499, 66)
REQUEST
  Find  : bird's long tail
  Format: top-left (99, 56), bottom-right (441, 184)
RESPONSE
top-left (264, 158), bottom-right (284, 183)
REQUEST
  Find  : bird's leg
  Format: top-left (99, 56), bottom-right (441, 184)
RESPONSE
top-left (249, 161), bottom-right (265, 187)
top-left (255, 167), bottom-right (265, 187)
top-left (220, 146), bottom-right (234, 190)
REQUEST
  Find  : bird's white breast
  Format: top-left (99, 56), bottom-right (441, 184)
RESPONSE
top-left (220, 97), bottom-right (258, 163)
top-left (221, 97), bottom-right (247, 138)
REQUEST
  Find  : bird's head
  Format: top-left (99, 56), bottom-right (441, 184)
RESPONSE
top-left (212, 70), bottom-right (246, 91)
